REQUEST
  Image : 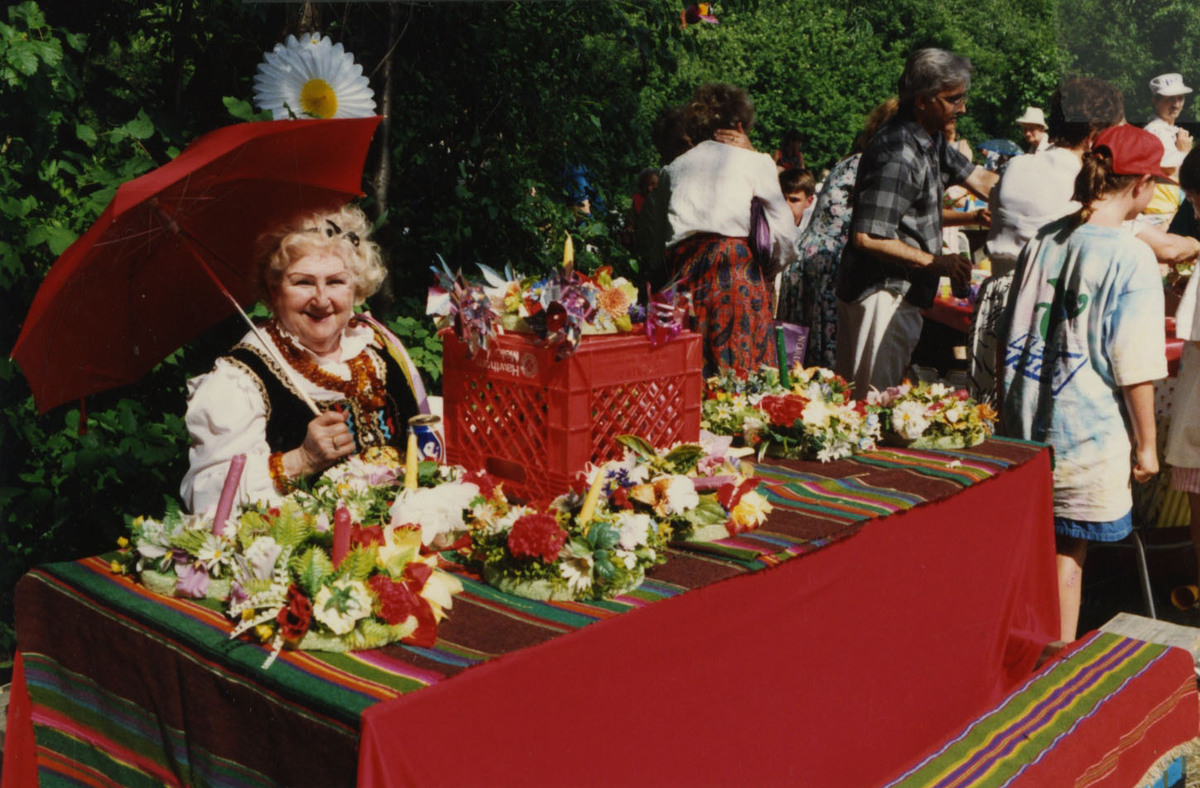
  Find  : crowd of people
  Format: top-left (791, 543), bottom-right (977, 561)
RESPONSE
top-left (627, 49), bottom-right (1200, 643)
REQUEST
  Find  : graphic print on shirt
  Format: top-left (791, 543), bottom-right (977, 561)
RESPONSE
top-left (1007, 276), bottom-right (1091, 396)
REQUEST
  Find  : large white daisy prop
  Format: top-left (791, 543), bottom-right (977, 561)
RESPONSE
top-left (253, 34), bottom-right (376, 120)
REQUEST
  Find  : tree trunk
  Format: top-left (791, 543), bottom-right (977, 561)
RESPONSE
top-left (372, 5), bottom-right (401, 221)
top-left (286, 3), bottom-right (321, 36)
top-left (368, 4), bottom-right (410, 314)
top-left (171, 0), bottom-right (193, 119)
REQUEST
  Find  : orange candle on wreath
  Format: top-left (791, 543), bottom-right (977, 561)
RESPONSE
top-left (563, 233), bottom-right (574, 268)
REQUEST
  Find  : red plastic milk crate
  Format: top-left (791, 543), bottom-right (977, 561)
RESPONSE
top-left (442, 330), bottom-right (703, 502)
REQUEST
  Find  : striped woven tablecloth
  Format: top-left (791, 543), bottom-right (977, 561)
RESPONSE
top-left (888, 631), bottom-right (1199, 788)
top-left (8, 438), bottom-right (1053, 786)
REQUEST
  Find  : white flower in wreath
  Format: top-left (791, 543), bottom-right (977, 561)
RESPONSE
top-left (133, 517), bottom-right (170, 570)
top-left (253, 33), bottom-right (376, 120)
top-left (313, 579), bottom-right (373, 635)
top-left (390, 481), bottom-right (480, 548)
top-left (892, 401), bottom-right (931, 441)
top-left (558, 545), bottom-right (595, 596)
top-left (660, 475), bottom-right (699, 515)
top-left (470, 499), bottom-right (503, 529)
top-left (625, 461), bottom-right (651, 485)
top-left (615, 549), bottom-right (639, 570)
top-left (943, 403), bottom-right (965, 425)
top-left (242, 536), bottom-right (283, 581)
top-left (196, 533), bottom-right (235, 575)
top-left (801, 398), bottom-right (834, 428)
top-left (927, 382), bottom-right (951, 398)
top-left (482, 504), bottom-right (534, 537)
top-left (615, 511), bottom-right (653, 550)
top-left (816, 445), bottom-right (842, 463)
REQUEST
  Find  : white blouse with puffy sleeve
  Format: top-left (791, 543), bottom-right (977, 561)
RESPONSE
top-left (181, 323), bottom-right (375, 515)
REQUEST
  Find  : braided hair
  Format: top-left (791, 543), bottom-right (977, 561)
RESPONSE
top-left (1071, 145), bottom-right (1140, 225)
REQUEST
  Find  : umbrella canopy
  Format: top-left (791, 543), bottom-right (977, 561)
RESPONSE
top-left (978, 138), bottom-right (1022, 156)
top-left (12, 116), bottom-right (383, 413)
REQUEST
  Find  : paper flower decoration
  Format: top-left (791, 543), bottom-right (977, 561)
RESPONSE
top-left (253, 33), bottom-right (376, 120)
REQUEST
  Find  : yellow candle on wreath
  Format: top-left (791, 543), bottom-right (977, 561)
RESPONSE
top-left (405, 430), bottom-right (419, 490)
top-left (563, 233), bottom-right (574, 268)
top-left (577, 465), bottom-right (606, 527)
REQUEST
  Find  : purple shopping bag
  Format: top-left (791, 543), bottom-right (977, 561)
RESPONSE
top-left (774, 320), bottom-right (810, 366)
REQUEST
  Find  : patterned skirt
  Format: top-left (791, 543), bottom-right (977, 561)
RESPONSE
top-left (668, 234), bottom-right (777, 377)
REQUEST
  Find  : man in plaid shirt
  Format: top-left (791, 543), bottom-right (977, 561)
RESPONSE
top-left (835, 48), bottom-right (998, 392)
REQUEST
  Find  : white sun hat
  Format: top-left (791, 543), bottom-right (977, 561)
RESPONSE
top-left (253, 34), bottom-right (377, 120)
top-left (1015, 107), bottom-right (1046, 128)
top-left (1149, 73), bottom-right (1193, 97)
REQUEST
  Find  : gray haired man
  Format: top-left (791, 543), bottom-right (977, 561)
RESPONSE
top-left (835, 48), bottom-right (998, 392)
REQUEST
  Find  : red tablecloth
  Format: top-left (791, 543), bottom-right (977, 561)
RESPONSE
top-left (5, 441), bottom-right (1060, 787)
top-left (359, 445), bottom-right (1059, 786)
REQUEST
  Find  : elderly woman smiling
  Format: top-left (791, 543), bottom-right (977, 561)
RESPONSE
top-left (182, 204), bottom-right (420, 514)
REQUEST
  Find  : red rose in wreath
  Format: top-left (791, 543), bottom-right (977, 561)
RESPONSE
top-left (352, 524), bottom-right (386, 549)
top-left (508, 512), bottom-right (568, 563)
top-left (275, 583), bottom-right (313, 643)
top-left (368, 571), bottom-right (439, 647)
top-left (761, 394), bottom-right (808, 428)
top-left (462, 469), bottom-right (501, 500)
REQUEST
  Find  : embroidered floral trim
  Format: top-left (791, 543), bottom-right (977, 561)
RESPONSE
top-left (223, 356), bottom-right (272, 424)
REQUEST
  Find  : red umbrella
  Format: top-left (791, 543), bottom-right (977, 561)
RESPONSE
top-left (11, 116), bottom-right (383, 413)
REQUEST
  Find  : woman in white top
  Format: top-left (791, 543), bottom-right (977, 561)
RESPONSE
top-left (659, 83), bottom-right (797, 376)
top-left (969, 78), bottom-right (1125, 403)
top-left (181, 204), bottom-right (421, 514)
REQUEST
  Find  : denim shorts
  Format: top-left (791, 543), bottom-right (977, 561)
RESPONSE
top-left (1054, 510), bottom-right (1133, 543)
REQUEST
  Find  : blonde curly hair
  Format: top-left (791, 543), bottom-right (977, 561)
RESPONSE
top-left (256, 204), bottom-right (386, 305)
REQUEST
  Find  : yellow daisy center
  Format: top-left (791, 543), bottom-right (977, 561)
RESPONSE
top-left (300, 78), bottom-right (338, 118)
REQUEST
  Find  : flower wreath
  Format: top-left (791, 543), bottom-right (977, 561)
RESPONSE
top-left (703, 364), bottom-right (882, 462)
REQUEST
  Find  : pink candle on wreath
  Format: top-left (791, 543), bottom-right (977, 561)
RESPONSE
top-left (212, 454), bottom-right (246, 536)
top-left (332, 506), bottom-right (352, 567)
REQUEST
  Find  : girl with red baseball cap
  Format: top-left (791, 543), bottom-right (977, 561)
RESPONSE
top-left (998, 123), bottom-right (1173, 642)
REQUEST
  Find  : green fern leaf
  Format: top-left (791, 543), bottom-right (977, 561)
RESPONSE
top-left (170, 529), bottom-right (208, 555)
top-left (337, 546), bottom-right (378, 582)
top-left (290, 547), bottom-right (335, 598)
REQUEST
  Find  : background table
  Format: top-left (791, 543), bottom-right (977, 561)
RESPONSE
top-left (5, 440), bottom-right (1060, 787)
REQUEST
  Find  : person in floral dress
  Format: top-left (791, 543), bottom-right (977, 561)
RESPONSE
top-left (777, 98), bottom-right (898, 369)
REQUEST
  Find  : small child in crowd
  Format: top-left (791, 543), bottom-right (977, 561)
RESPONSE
top-left (779, 168), bottom-right (816, 233)
top-left (998, 124), bottom-right (1170, 642)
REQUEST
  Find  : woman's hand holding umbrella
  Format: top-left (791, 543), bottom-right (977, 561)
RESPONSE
top-left (283, 410), bottom-right (356, 480)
